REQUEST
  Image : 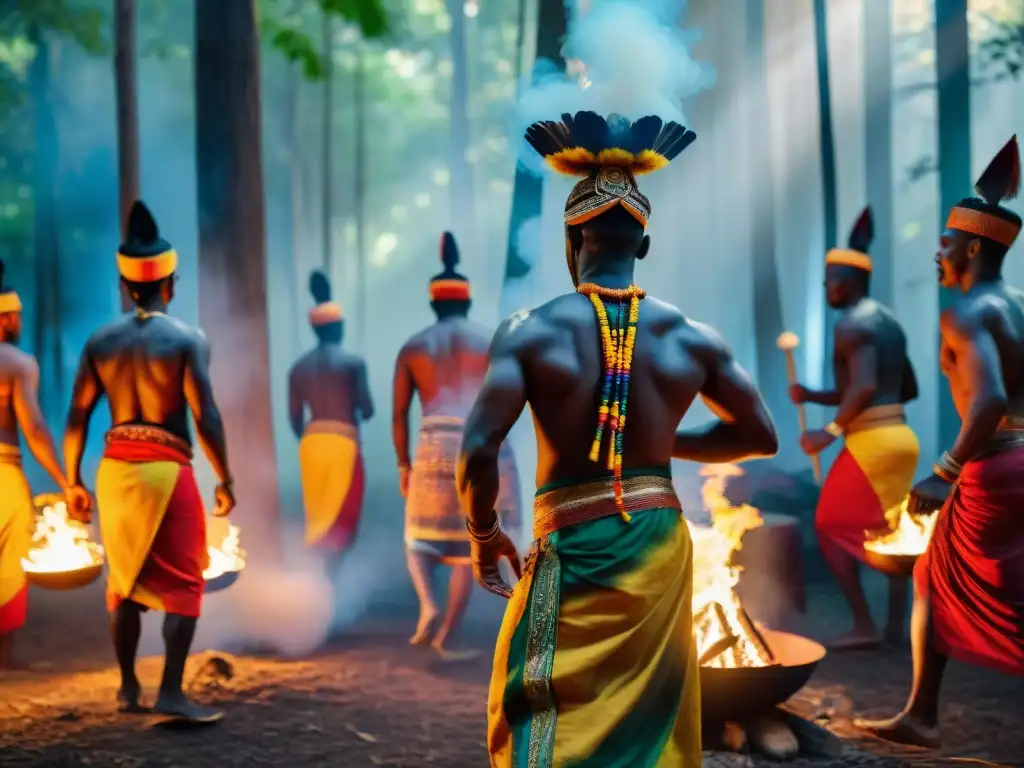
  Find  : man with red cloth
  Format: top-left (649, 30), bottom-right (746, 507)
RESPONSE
top-left (793, 206), bottom-right (920, 650)
top-left (64, 201), bottom-right (235, 722)
top-left (858, 136), bottom-right (1024, 748)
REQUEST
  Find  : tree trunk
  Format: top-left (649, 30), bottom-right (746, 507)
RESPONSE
top-left (194, 0), bottom-right (280, 560)
top-left (448, 0), bottom-right (475, 267)
top-left (863, 0), bottom-right (893, 308)
top-left (745, 0), bottom-right (787, 453)
top-left (287, 64), bottom-right (304, 351)
top-left (935, 0), bottom-right (971, 450)
top-left (501, 0), bottom-right (566, 293)
top-left (115, 0), bottom-right (139, 313)
top-left (321, 13), bottom-right (334, 277)
top-left (353, 43), bottom-right (368, 351)
top-left (30, 29), bottom-right (63, 425)
top-left (812, 0), bottom-right (838, 386)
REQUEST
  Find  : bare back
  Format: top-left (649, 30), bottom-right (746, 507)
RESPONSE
top-left (506, 293), bottom-right (719, 487)
top-left (83, 313), bottom-right (204, 442)
top-left (288, 346), bottom-right (369, 426)
top-left (833, 298), bottom-right (909, 405)
top-left (0, 344), bottom-right (30, 447)
top-left (941, 284), bottom-right (1024, 418)
top-left (398, 319), bottom-right (492, 419)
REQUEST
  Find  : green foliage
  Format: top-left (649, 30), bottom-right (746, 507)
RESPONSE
top-left (977, 13), bottom-right (1024, 81)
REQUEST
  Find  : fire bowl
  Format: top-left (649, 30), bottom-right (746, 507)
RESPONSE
top-left (204, 569), bottom-right (241, 594)
top-left (25, 561), bottom-right (104, 591)
top-left (863, 549), bottom-right (919, 578)
top-left (699, 628), bottom-right (825, 724)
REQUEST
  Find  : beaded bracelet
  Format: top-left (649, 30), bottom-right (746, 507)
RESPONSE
top-left (466, 513), bottom-right (501, 544)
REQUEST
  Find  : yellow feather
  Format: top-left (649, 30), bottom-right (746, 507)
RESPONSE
top-left (595, 148), bottom-right (636, 167)
top-left (631, 150), bottom-right (670, 175)
top-left (547, 147), bottom-right (598, 176)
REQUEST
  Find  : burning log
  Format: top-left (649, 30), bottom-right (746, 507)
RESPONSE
top-left (863, 497), bottom-right (937, 577)
top-left (22, 498), bottom-right (105, 590)
top-left (203, 520), bottom-right (246, 593)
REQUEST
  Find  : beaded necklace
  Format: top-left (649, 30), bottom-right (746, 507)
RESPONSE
top-left (576, 282), bottom-right (646, 521)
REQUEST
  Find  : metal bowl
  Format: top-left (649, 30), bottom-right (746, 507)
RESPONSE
top-left (699, 628), bottom-right (826, 724)
top-left (863, 548), bottom-right (919, 578)
top-left (25, 561), bottom-right (104, 591)
top-left (204, 569), bottom-right (241, 594)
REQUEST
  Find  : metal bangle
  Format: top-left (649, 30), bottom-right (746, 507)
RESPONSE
top-left (824, 421), bottom-right (843, 438)
top-left (466, 513), bottom-right (501, 544)
top-left (933, 451), bottom-right (962, 482)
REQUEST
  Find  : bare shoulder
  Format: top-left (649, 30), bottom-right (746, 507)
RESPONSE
top-left (493, 299), bottom-right (565, 355)
top-left (0, 344), bottom-right (37, 377)
top-left (942, 293), bottom-right (1001, 337)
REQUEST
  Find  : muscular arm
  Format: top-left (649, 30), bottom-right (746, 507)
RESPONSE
top-left (392, 352), bottom-right (414, 468)
top-left (457, 318), bottom-right (528, 529)
top-left (355, 360), bottom-right (375, 422)
top-left (801, 388), bottom-right (841, 406)
top-left (287, 366), bottom-right (304, 439)
top-left (831, 326), bottom-right (878, 431)
top-left (942, 307), bottom-right (1008, 465)
top-left (183, 333), bottom-right (232, 484)
top-left (64, 349), bottom-right (103, 487)
top-left (14, 357), bottom-right (68, 490)
top-left (900, 354), bottom-right (919, 403)
top-left (673, 325), bottom-right (779, 463)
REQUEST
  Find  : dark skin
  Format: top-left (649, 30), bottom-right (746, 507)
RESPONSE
top-left (64, 276), bottom-right (234, 721)
top-left (456, 213), bottom-right (779, 599)
top-left (857, 226), bottom-right (1024, 748)
top-left (392, 300), bottom-right (492, 657)
top-left (0, 311), bottom-right (73, 671)
top-left (791, 265), bottom-right (918, 649)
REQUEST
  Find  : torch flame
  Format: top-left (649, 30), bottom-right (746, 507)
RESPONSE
top-left (203, 522), bottom-right (246, 580)
top-left (690, 464), bottom-right (774, 669)
top-left (864, 497), bottom-right (937, 556)
top-left (21, 501), bottom-right (104, 573)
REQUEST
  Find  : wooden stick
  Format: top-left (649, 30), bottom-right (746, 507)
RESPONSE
top-left (781, 348), bottom-right (822, 484)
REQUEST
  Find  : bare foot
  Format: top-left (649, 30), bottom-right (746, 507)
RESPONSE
top-left (431, 643), bottom-right (481, 662)
top-left (409, 609), bottom-right (441, 646)
top-left (824, 627), bottom-right (882, 651)
top-left (154, 691), bottom-right (224, 724)
top-left (116, 682), bottom-right (151, 714)
top-left (855, 712), bottom-right (941, 749)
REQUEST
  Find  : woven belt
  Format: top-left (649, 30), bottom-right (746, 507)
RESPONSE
top-left (420, 415), bottom-right (466, 433)
top-left (105, 424), bottom-right (193, 460)
top-left (845, 404), bottom-right (906, 435)
top-left (304, 419), bottom-right (359, 441)
top-left (532, 474), bottom-right (681, 540)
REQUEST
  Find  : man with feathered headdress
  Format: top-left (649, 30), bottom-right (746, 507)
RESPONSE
top-left (0, 260), bottom-right (73, 670)
top-left (789, 206), bottom-right (921, 650)
top-left (456, 111), bottom-right (778, 766)
top-left (288, 271), bottom-right (373, 589)
top-left (64, 201), bottom-right (235, 721)
top-left (392, 232), bottom-right (521, 660)
top-left (858, 137), bottom-right (1024, 748)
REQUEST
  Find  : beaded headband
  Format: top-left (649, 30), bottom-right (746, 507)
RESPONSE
top-left (946, 135), bottom-right (1021, 248)
top-left (825, 206), bottom-right (874, 273)
top-left (0, 292), bottom-right (21, 314)
top-left (117, 249), bottom-right (178, 283)
top-left (309, 301), bottom-right (344, 326)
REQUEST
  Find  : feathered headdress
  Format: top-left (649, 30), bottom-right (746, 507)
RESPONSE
top-left (117, 201), bottom-right (178, 283)
top-left (429, 231), bottom-right (471, 302)
top-left (825, 206), bottom-right (874, 272)
top-left (0, 259), bottom-right (21, 314)
top-left (946, 136), bottom-right (1021, 247)
top-left (308, 270), bottom-right (344, 327)
top-left (525, 111), bottom-right (696, 229)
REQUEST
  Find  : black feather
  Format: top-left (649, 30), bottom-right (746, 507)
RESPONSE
top-left (570, 111), bottom-right (611, 154)
top-left (440, 231), bottom-right (460, 269)
top-left (653, 124), bottom-right (697, 162)
top-left (309, 270), bottom-right (331, 304)
top-left (627, 116), bottom-right (664, 155)
top-left (125, 200), bottom-right (159, 243)
top-left (975, 135), bottom-right (1021, 205)
top-left (524, 121), bottom-right (567, 158)
top-left (847, 206), bottom-right (874, 253)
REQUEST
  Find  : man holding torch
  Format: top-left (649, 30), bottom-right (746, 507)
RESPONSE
top-left (789, 207), bottom-right (920, 650)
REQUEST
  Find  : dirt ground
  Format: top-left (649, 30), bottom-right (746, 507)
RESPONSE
top-left (1, 581), bottom-right (1022, 768)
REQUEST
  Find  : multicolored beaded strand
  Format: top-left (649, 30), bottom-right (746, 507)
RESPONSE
top-left (576, 282), bottom-right (646, 521)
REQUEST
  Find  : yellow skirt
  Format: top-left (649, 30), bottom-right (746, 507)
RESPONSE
top-left (0, 460), bottom-right (33, 633)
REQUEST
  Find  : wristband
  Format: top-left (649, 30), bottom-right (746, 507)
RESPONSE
top-left (824, 421), bottom-right (843, 438)
top-left (466, 512), bottom-right (501, 544)
top-left (933, 451), bottom-right (962, 483)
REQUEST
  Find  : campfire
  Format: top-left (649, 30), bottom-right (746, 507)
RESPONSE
top-left (690, 466), bottom-right (831, 760)
top-left (22, 498), bottom-right (105, 590)
top-left (203, 520), bottom-right (246, 593)
top-left (863, 497), bottom-right (937, 577)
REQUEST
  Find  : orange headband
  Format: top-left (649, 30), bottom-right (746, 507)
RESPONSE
top-left (309, 301), bottom-right (343, 326)
top-left (825, 249), bottom-right (872, 272)
top-left (429, 279), bottom-right (471, 302)
top-left (117, 249), bottom-right (178, 282)
top-left (0, 292), bottom-right (21, 314)
top-left (946, 206), bottom-right (1021, 247)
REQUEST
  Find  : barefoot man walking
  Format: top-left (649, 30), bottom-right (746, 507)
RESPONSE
top-left (457, 112), bottom-right (778, 766)
top-left (792, 206), bottom-right (920, 649)
top-left (64, 202), bottom-right (235, 721)
top-left (0, 261), bottom-right (76, 671)
top-left (859, 138), bottom-right (1024, 747)
top-left (393, 233), bottom-right (521, 659)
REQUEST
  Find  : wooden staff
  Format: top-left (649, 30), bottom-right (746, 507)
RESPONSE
top-left (776, 332), bottom-right (822, 484)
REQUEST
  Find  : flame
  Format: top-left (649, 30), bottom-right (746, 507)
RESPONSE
top-left (690, 464), bottom-right (774, 669)
top-left (203, 523), bottom-right (246, 580)
top-left (864, 497), bottom-right (937, 556)
top-left (21, 501), bottom-right (105, 573)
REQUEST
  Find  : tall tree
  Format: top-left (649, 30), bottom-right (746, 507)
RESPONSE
top-left (864, 0), bottom-right (893, 308)
top-left (812, 0), bottom-right (838, 384)
top-left (321, 11), bottom-right (334, 277)
top-left (115, 0), bottom-right (139, 312)
top-left (935, 0), bottom-right (971, 449)
top-left (447, 0), bottom-right (475, 265)
top-left (194, 0), bottom-right (280, 557)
